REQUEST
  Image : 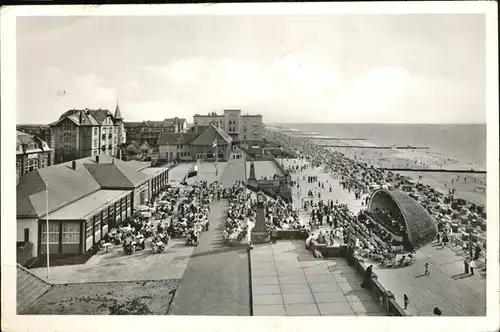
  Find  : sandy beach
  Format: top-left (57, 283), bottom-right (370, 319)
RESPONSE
top-left (309, 137), bottom-right (487, 206)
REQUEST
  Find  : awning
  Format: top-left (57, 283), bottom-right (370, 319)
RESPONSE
top-left (44, 190), bottom-right (131, 221)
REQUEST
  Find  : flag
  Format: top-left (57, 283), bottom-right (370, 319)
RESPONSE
top-left (211, 139), bottom-right (217, 148)
top-left (184, 164), bottom-right (198, 180)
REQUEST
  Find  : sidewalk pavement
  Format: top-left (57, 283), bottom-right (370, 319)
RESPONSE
top-left (251, 240), bottom-right (387, 316)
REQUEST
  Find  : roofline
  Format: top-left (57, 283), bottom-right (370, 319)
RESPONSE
top-left (36, 187), bottom-right (102, 219)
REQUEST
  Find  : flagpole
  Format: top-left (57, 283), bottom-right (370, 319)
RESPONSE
top-left (45, 180), bottom-right (50, 281)
top-left (197, 158), bottom-right (200, 183)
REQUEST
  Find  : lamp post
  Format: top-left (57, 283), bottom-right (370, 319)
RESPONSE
top-left (45, 180), bottom-right (50, 281)
top-left (247, 218), bottom-right (254, 316)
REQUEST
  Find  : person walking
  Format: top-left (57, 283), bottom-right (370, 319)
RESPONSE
top-left (469, 259), bottom-right (475, 276)
top-left (403, 294), bottom-right (409, 310)
top-left (464, 258), bottom-right (470, 274)
top-left (424, 262), bottom-right (430, 275)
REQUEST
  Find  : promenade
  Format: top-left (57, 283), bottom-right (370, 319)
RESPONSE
top-left (168, 200), bottom-right (250, 315)
top-left (25, 156), bottom-right (486, 316)
top-left (251, 241), bottom-right (386, 316)
top-left (279, 157), bottom-right (486, 316)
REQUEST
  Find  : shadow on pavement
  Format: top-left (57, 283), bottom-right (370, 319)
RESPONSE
top-left (190, 245), bottom-right (247, 259)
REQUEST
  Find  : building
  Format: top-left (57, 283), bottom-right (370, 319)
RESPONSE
top-left (49, 103), bottom-right (126, 163)
top-left (124, 117), bottom-right (187, 147)
top-left (16, 131), bottom-right (54, 185)
top-left (157, 124), bottom-right (232, 162)
top-left (16, 124), bottom-right (55, 156)
top-left (16, 154), bottom-right (169, 261)
top-left (192, 109), bottom-right (263, 148)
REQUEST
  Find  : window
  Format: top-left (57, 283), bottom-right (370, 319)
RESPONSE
top-left (40, 157), bottom-right (48, 168)
top-left (27, 142), bottom-right (37, 150)
top-left (94, 127), bottom-right (98, 136)
top-left (63, 133), bottom-right (72, 142)
top-left (24, 159), bottom-right (38, 173)
top-left (41, 221), bottom-right (59, 244)
top-left (62, 222), bottom-right (80, 243)
top-left (93, 139), bottom-right (98, 148)
top-left (64, 145), bottom-right (72, 154)
top-left (62, 121), bottom-right (72, 131)
top-left (24, 228), bottom-right (30, 243)
top-left (109, 205), bottom-right (115, 225)
top-left (102, 208), bottom-right (108, 227)
top-left (85, 219), bottom-right (93, 239)
top-left (94, 213), bottom-right (101, 232)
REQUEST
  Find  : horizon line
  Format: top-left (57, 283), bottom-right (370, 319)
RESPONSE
top-left (268, 122), bottom-right (487, 125)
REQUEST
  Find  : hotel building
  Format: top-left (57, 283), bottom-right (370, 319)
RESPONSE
top-left (192, 109), bottom-right (263, 148)
top-left (50, 103), bottom-right (126, 163)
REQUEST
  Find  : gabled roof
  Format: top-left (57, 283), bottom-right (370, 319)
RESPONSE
top-left (190, 125), bottom-right (232, 146)
top-left (124, 122), bottom-right (145, 129)
top-left (157, 133), bottom-right (200, 145)
top-left (51, 109), bottom-right (115, 127)
top-left (17, 155), bottom-right (153, 218)
top-left (80, 155), bottom-right (149, 187)
top-left (89, 109), bottom-right (113, 124)
top-left (17, 161), bottom-right (101, 218)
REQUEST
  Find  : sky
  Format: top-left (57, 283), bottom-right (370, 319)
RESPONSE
top-left (16, 14), bottom-right (486, 124)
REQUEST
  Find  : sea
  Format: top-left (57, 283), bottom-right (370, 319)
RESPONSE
top-left (272, 123), bottom-right (487, 169)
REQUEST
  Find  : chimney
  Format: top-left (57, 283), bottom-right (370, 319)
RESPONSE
top-left (96, 155), bottom-right (100, 164)
top-left (72, 160), bottom-right (77, 170)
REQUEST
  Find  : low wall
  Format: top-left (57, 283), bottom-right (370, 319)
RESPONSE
top-left (270, 156), bottom-right (287, 176)
top-left (310, 240), bottom-right (347, 257)
top-left (346, 250), bottom-right (407, 316)
top-left (306, 240), bottom-right (407, 316)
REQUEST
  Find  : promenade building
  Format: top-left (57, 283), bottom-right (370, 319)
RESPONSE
top-left (49, 103), bottom-right (126, 163)
top-left (192, 109), bottom-right (264, 148)
top-left (157, 124), bottom-right (232, 162)
top-left (124, 117), bottom-right (188, 147)
top-left (16, 155), bottom-right (169, 262)
top-left (16, 131), bottom-right (54, 185)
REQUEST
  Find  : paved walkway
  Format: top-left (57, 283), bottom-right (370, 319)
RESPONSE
top-left (370, 243), bottom-right (486, 316)
top-left (185, 162), bottom-right (228, 185)
top-left (168, 163), bottom-right (195, 182)
top-left (168, 200), bottom-right (250, 315)
top-left (30, 237), bottom-right (195, 284)
top-left (246, 160), bottom-right (284, 179)
top-left (251, 240), bottom-right (387, 316)
top-left (220, 154), bottom-right (247, 188)
top-left (282, 159), bottom-right (363, 235)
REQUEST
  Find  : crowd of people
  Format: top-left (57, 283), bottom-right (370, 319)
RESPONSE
top-left (97, 181), bottom-right (220, 255)
top-left (264, 128), bottom-right (486, 264)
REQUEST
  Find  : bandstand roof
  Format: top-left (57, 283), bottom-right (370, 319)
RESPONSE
top-left (369, 189), bottom-right (438, 249)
